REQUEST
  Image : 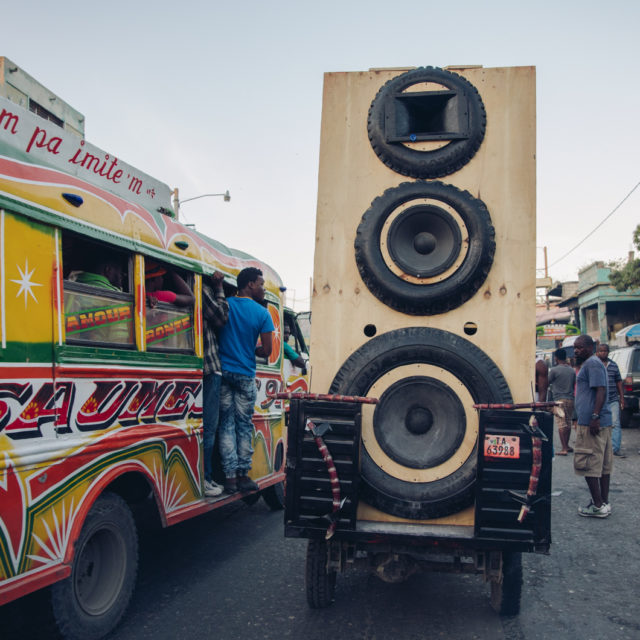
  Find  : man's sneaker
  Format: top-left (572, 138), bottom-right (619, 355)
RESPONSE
top-left (237, 475), bottom-right (259, 492)
top-left (223, 477), bottom-right (238, 494)
top-left (578, 502), bottom-right (610, 518)
top-left (204, 479), bottom-right (223, 497)
top-left (602, 502), bottom-right (612, 515)
top-left (613, 450), bottom-right (627, 458)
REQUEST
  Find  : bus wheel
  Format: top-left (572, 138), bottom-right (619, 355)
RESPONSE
top-left (242, 492), bottom-right (261, 506)
top-left (51, 492), bottom-right (138, 640)
top-left (305, 540), bottom-right (336, 608)
top-left (262, 481), bottom-right (285, 511)
top-left (490, 551), bottom-right (522, 616)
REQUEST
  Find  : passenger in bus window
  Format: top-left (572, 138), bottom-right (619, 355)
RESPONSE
top-left (145, 262), bottom-right (195, 308)
top-left (68, 256), bottom-right (133, 345)
top-left (283, 323), bottom-right (307, 374)
top-left (201, 271), bottom-right (229, 497)
top-left (218, 267), bottom-right (274, 494)
top-left (75, 257), bottom-right (124, 291)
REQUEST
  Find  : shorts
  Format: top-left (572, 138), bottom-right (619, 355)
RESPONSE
top-left (554, 398), bottom-right (574, 430)
top-left (573, 424), bottom-right (613, 477)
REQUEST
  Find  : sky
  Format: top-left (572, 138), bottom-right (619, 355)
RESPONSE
top-left (3, 0), bottom-right (640, 309)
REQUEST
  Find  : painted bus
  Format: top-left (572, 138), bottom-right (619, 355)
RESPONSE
top-left (0, 95), bottom-right (308, 639)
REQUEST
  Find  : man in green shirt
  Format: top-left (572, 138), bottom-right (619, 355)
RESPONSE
top-left (283, 324), bottom-right (307, 374)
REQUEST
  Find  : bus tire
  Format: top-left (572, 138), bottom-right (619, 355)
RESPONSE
top-left (262, 481), bottom-right (285, 511)
top-left (490, 551), bottom-right (522, 616)
top-left (242, 492), bottom-right (261, 506)
top-left (305, 540), bottom-right (336, 608)
top-left (51, 492), bottom-right (138, 640)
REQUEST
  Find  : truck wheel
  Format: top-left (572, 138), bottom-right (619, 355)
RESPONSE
top-left (262, 481), bottom-right (285, 511)
top-left (490, 551), bottom-right (522, 616)
top-left (51, 492), bottom-right (138, 640)
top-left (621, 407), bottom-right (633, 428)
top-left (305, 540), bottom-right (337, 608)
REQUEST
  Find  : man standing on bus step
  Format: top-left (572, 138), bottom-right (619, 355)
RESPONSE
top-left (218, 267), bottom-right (274, 493)
top-left (573, 335), bottom-right (613, 518)
top-left (202, 271), bottom-right (229, 497)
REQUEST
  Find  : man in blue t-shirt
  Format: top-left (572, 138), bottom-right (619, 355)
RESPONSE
top-left (217, 267), bottom-right (274, 493)
top-left (573, 335), bottom-right (612, 518)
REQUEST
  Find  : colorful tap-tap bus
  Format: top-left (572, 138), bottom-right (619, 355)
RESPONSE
top-left (0, 95), bottom-right (308, 639)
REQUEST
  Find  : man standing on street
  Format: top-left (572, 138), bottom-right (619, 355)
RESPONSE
top-left (548, 348), bottom-right (576, 455)
top-left (596, 343), bottom-right (626, 458)
top-left (218, 267), bottom-right (274, 494)
top-left (535, 355), bottom-right (549, 402)
top-left (573, 335), bottom-right (613, 518)
top-left (202, 271), bottom-right (229, 497)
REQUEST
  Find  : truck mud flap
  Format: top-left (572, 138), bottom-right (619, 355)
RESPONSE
top-left (285, 398), bottom-right (362, 539)
top-left (475, 409), bottom-right (552, 551)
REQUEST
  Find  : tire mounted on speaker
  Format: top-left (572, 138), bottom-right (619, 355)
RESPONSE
top-left (367, 66), bottom-right (487, 179)
top-left (329, 327), bottom-right (512, 519)
top-left (355, 181), bottom-right (495, 315)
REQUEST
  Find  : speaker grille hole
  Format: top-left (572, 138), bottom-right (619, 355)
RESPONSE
top-left (364, 324), bottom-right (377, 337)
top-left (463, 322), bottom-right (477, 335)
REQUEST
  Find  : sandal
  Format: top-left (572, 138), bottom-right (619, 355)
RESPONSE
top-left (556, 450), bottom-right (568, 456)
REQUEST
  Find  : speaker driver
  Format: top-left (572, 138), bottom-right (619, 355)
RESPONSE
top-left (330, 327), bottom-right (512, 520)
top-left (387, 204), bottom-right (462, 278)
top-left (367, 66), bottom-right (486, 179)
top-left (374, 376), bottom-right (466, 469)
top-left (355, 180), bottom-right (495, 316)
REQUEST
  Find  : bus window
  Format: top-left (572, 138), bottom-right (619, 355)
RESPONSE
top-left (144, 259), bottom-right (195, 353)
top-left (63, 234), bottom-right (134, 348)
top-left (284, 309), bottom-right (308, 357)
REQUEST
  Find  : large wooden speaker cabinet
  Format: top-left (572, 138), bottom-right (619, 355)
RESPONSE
top-left (310, 66), bottom-right (536, 526)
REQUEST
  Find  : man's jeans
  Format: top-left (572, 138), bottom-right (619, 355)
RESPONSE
top-left (202, 373), bottom-right (222, 482)
top-left (219, 370), bottom-right (257, 478)
top-left (609, 399), bottom-right (622, 453)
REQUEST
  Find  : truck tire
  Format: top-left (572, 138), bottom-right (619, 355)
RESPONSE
top-left (51, 492), bottom-right (138, 640)
top-left (355, 181), bottom-right (495, 315)
top-left (490, 551), bottom-right (523, 616)
top-left (305, 540), bottom-right (336, 608)
top-left (330, 327), bottom-right (511, 519)
top-left (367, 66), bottom-right (486, 179)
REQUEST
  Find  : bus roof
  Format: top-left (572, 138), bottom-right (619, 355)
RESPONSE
top-left (0, 95), bottom-right (283, 293)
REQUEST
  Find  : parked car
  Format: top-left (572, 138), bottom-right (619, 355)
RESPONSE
top-left (608, 345), bottom-right (640, 427)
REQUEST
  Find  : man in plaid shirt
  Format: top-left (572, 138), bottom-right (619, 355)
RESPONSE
top-left (202, 271), bottom-right (229, 496)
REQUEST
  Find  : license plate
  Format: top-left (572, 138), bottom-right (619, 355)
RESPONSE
top-left (484, 434), bottom-right (520, 459)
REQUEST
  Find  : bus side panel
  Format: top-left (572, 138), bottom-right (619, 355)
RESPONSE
top-left (251, 300), bottom-right (286, 482)
top-left (253, 370), bottom-right (285, 480)
top-left (0, 211), bottom-right (56, 597)
top-left (1, 365), bottom-right (204, 602)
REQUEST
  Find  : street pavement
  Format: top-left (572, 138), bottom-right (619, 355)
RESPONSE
top-left (3, 422), bottom-right (640, 639)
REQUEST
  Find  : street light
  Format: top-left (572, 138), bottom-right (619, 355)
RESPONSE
top-left (172, 188), bottom-right (230, 219)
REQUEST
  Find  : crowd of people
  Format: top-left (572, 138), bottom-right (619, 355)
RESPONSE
top-left (537, 335), bottom-right (627, 519)
top-left (200, 266), bottom-right (307, 497)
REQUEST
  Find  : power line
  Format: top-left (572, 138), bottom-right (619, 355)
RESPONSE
top-left (549, 179), bottom-right (640, 268)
